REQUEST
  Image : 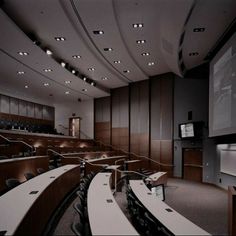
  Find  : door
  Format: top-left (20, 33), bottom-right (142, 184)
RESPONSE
top-left (182, 148), bottom-right (203, 182)
top-left (69, 117), bottom-right (80, 137)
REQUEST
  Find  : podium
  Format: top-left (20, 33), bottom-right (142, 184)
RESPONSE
top-left (228, 186), bottom-right (236, 236)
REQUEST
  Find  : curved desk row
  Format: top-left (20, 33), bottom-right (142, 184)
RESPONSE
top-left (129, 180), bottom-right (210, 236)
top-left (0, 164), bottom-right (80, 235)
top-left (88, 172), bottom-right (139, 235)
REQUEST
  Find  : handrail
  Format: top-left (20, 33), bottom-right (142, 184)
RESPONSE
top-left (79, 130), bottom-right (174, 168)
top-left (47, 149), bottom-right (65, 159)
top-left (0, 134), bottom-right (36, 154)
top-left (93, 138), bottom-right (173, 168)
top-left (115, 168), bottom-right (152, 181)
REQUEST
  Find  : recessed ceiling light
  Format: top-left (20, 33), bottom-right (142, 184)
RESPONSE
top-left (46, 49), bottom-right (53, 55)
top-left (72, 55), bottom-right (81, 59)
top-left (24, 85), bottom-right (29, 88)
top-left (136, 40), bottom-right (146, 44)
top-left (133, 23), bottom-right (143, 28)
top-left (83, 77), bottom-right (87, 81)
top-left (141, 52), bottom-right (150, 56)
top-left (189, 52), bottom-right (199, 56)
top-left (17, 71), bottom-right (25, 75)
top-left (55, 37), bottom-right (66, 41)
top-left (71, 69), bottom-right (76, 74)
top-left (61, 61), bottom-right (66, 67)
top-left (91, 82), bottom-right (95, 86)
top-left (114, 60), bottom-right (121, 64)
top-left (104, 48), bottom-right (113, 52)
top-left (65, 80), bottom-right (71, 84)
top-left (18, 52), bottom-right (29, 56)
top-left (82, 88), bottom-right (88, 92)
top-left (123, 70), bottom-right (130, 73)
top-left (44, 69), bottom-right (52, 72)
top-left (148, 62), bottom-right (155, 66)
top-left (44, 83), bottom-right (49, 86)
top-left (193, 27), bottom-right (205, 32)
top-left (93, 30), bottom-right (104, 35)
top-left (101, 77), bottom-right (108, 80)
top-left (65, 91), bottom-right (70, 95)
top-left (88, 68), bottom-right (95, 71)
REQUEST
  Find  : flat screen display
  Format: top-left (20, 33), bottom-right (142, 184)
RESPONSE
top-left (180, 123), bottom-right (194, 138)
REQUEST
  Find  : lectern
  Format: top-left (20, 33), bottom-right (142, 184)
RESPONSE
top-left (228, 186), bottom-right (236, 236)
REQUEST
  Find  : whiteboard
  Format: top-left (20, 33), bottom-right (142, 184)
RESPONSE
top-left (220, 149), bottom-right (236, 176)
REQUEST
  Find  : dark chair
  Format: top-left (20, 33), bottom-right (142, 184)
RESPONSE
top-left (37, 168), bottom-right (45, 174)
top-left (73, 202), bottom-right (84, 221)
top-left (24, 172), bottom-right (35, 180)
top-left (5, 178), bottom-right (20, 190)
top-left (71, 221), bottom-right (83, 236)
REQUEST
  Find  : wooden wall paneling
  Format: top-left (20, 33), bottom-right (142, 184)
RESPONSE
top-left (160, 140), bottom-right (173, 176)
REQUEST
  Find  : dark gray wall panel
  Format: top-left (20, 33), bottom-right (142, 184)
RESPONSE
top-left (27, 102), bottom-right (34, 118)
top-left (19, 100), bottom-right (27, 116)
top-left (95, 97), bottom-right (110, 122)
top-left (35, 104), bottom-right (43, 119)
top-left (1, 95), bottom-right (10, 113)
top-left (10, 97), bottom-right (19, 115)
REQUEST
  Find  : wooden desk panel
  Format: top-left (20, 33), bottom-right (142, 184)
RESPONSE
top-left (0, 156), bottom-right (49, 193)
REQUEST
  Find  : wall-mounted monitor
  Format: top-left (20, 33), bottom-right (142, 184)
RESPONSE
top-left (179, 121), bottom-right (203, 139)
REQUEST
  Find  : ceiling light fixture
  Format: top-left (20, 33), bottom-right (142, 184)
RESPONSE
top-left (141, 52), bottom-right (150, 56)
top-left (83, 77), bottom-right (87, 81)
top-left (104, 48), bottom-right (113, 52)
top-left (82, 88), bottom-right (88, 92)
top-left (61, 61), bottom-right (66, 67)
top-left (71, 69), bottom-right (76, 74)
top-left (65, 80), bottom-right (71, 84)
top-left (114, 60), bottom-right (121, 64)
top-left (55, 37), bottom-right (66, 41)
top-left (193, 27), bottom-right (205, 32)
top-left (136, 40), bottom-right (146, 44)
top-left (148, 62), bottom-right (155, 66)
top-left (93, 30), bottom-right (104, 35)
top-left (44, 83), bottom-right (49, 86)
top-left (18, 52), bottom-right (28, 56)
top-left (44, 69), bottom-right (52, 72)
top-left (189, 52), bottom-right (199, 56)
top-left (91, 82), bottom-right (95, 86)
top-left (46, 49), bottom-right (53, 55)
top-left (17, 71), bottom-right (25, 75)
top-left (133, 23), bottom-right (143, 28)
top-left (24, 85), bottom-right (29, 89)
top-left (65, 91), bottom-right (70, 95)
top-left (72, 55), bottom-right (81, 59)
top-left (123, 70), bottom-right (130, 73)
top-left (101, 77), bottom-right (108, 80)
top-left (88, 68), bottom-right (95, 71)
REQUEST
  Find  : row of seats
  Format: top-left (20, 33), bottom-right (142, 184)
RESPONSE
top-left (71, 172), bottom-right (96, 236)
top-left (126, 185), bottom-right (171, 236)
top-left (5, 167), bottom-right (47, 190)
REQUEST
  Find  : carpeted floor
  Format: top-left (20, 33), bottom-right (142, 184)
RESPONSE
top-left (165, 178), bottom-right (228, 236)
top-left (53, 178), bottom-right (228, 236)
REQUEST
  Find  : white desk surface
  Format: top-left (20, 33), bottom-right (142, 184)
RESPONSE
top-left (105, 165), bottom-right (121, 170)
top-left (148, 171), bottom-right (167, 180)
top-left (0, 164), bottom-right (79, 235)
top-left (88, 173), bottom-right (139, 235)
top-left (130, 180), bottom-right (210, 236)
top-left (124, 159), bottom-right (141, 163)
top-left (0, 155), bottom-right (48, 164)
top-left (87, 155), bottom-right (127, 163)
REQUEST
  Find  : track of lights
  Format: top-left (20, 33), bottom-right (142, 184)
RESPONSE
top-left (24, 34), bottom-right (97, 89)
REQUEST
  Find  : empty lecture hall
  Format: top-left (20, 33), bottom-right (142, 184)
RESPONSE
top-left (0, 0), bottom-right (236, 235)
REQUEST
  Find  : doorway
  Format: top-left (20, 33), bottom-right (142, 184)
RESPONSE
top-left (69, 117), bottom-right (80, 138)
top-left (182, 148), bottom-right (203, 182)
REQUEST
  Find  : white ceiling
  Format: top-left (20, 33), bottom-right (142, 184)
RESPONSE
top-left (0, 0), bottom-right (235, 104)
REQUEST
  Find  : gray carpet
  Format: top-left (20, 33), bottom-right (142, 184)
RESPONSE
top-left (53, 178), bottom-right (228, 236)
top-left (165, 178), bottom-right (228, 236)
